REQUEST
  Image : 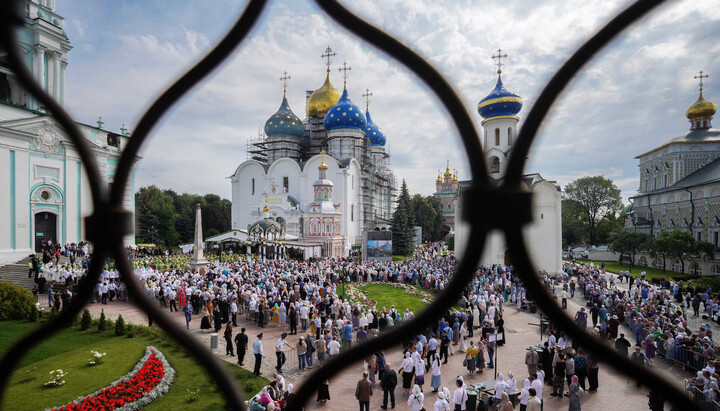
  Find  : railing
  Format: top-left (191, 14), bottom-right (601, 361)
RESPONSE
top-left (0, 0), bottom-right (698, 410)
top-left (685, 380), bottom-right (720, 411)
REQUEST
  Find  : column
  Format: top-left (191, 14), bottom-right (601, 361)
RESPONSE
top-left (52, 51), bottom-right (61, 101)
top-left (60, 61), bottom-right (67, 106)
top-left (33, 45), bottom-right (45, 108)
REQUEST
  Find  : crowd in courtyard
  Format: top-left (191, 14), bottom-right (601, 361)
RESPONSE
top-left (24, 240), bottom-right (720, 410)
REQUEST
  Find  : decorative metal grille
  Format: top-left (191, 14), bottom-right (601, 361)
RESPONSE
top-left (0, 0), bottom-right (695, 410)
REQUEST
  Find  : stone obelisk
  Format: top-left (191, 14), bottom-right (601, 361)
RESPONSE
top-left (187, 204), bottom-right (208, 273)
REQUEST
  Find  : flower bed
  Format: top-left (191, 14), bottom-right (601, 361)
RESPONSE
top-left (345, 282), bottom-right (458, 314)
top-left (48, 346), bottom-right (175, 411)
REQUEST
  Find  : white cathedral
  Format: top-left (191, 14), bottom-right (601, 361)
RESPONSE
top-left (0, 0), bottom-right (135, 264)
top-left (454, 53), bottom-right (563, 274)
top-left (229, 50), bottom-right (396, 258)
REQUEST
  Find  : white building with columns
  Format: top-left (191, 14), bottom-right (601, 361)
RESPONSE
top-left (0, 0), bottom-right (136, 263)
top-left (454, 54), bottom-right (563, 273)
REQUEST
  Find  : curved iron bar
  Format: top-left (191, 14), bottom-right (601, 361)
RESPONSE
top-left (505, 227), bottom-right (697, 410)
top-left (289, 0), bottom-right (488, 406)
top-left (0, 1), bottom-right (105, 201)
top-left (111, 244), bottom-right (247, 410)
top-left (313, 0), bottom-right (487, 180)
top-left (288, 228), bottom-right (486, 408)
top-left (110, 0), bottom-right (269, 205)
top-left (505, 0), bottom-right (666, 182)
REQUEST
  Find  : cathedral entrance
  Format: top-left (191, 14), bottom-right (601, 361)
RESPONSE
top-left (34, 212), bottom-right (57, 252)
top-left (504, 249), bottom-right (512, 267)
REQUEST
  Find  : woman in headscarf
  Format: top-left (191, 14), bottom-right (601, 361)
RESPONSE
top-left (259, 387), bottom-right (273, 406)
top-left (476, 340), bottom-right (486, 373)
top-left (459, 321), bottom-right (469, 352)
top-left (401, 351), bottom-right (415, 393)
top-left (279, 301), bottom-right (287, 328)
top-left (465, 341), bottom-right (478, 375)
top-left (280, 383), bottom-right (294, 411)
top-left (442, 386), bottom-right (451, 406)
top-left (431, 353), bottom-right (442, 392)
top-left (496, 314), bottom-right (506, 346)
top-left (271, 303), bottom-right (280, 326)
top-left (506, 371), bottom-right (518, 403)
top-left (434, 391), bottom-right (450, 411)
top-left (494, 373), bottom-right (509, 403)
top-left (408, 384), bottom-right (425, 411)
top-left (414, 350), bottom-right (426, 391)
top-left (568, 374), bottom-right (582, 411)
top-left (200, 304), bottom-right (212, 331)
top-left (249, 395), bottom-right (266, 411)
top-left (316, 379), bottom-right (330, 403)
top-left (497, 392), bottom-right (513, 411)
top-left (518, 379), bottom-right (531, 411)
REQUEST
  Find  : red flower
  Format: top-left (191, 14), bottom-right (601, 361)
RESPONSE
top-left (53, 351), bottom-right (168, 411)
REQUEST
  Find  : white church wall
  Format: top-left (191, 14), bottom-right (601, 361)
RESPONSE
top-left (0, 149), bottom-right (11, 253)
top-left (267, 158), bottom-right (302, 196)
top-left (231, 161), bottom-right (266, 230)
top-left (523, 181), bottom-right (562, 273)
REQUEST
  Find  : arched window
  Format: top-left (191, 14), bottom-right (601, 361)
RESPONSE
top-left (712, 265), bottom-right (720, 275)
top-left (495, 128), bottom-right (500, 146)
top-left (490, 156), bottom-right (500, 173)
top-left (690, 262), bottom-right (702, 275)
top-left (638, 256), bottom-right (647, 266)
top-left (507, 127), bottom-right (513, 145)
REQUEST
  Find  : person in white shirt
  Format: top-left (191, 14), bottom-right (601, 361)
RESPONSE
top-left (452, 378), bottom-right (468, 411)
top-left (434, 391), bottom-right (450, 411)
top-left (494, 373), bottom-right (509, 402)
top-left (505, 371), bottom-right (517, 402)
top-left (530, 373), bottom-right (543, 410)
top-left (327, 336), bottom-right (341, 356)
top-left (518, 379), bottom-right (531, 408)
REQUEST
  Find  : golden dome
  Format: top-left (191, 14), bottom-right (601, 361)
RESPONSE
top-left (436, 171), bottom-right (443, 184)
top-left (306, 70), bottom-right (342, 117)
top-left (686, 91), bottom-right (717, 120)
top-left (451, 170), bottom-right (459, 183)
top-left (443, 166), bottom-right (452, 179)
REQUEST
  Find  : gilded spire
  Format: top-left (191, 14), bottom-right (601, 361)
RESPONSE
top-left (319, 150), bottom-right (328, 170)
top-left (263, 195), bottom-right (270, 212)
top-left (436, 170), bottom-right (443, 185)
top-left (452, 169), bottom-right (459, 183)
top-left (686, 70), bottom-right (717, 125)
top-left (444, 160), bottom-right (452, 178)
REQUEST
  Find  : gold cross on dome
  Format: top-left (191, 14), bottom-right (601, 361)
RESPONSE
top-left (338, 61), bottom-right (352, 85)
top-left (362, 88), bottom-right (373, 111)
top-left (491, 48), bottom-right (508, 78)
top-left (321, 45), bottom-right (336, 70)
top-left (280, 71), bottom-right (291, 94)
top-left (695, 70), bottom-right (709, 92)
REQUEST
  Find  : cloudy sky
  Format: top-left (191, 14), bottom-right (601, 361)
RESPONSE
top-left (56, 0), bottom-right (720, 203)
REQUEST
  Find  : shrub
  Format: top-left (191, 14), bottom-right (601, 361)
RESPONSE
top-left (29, 303), bottom-right (39, 322)
top-left (97, 309), bottom-right (107, 332)
top-left (0, 282), bottom-right (35, 320)
top-left (80, 309), bottom-right (92, 331)
top-left (115, 314), bottom-right (126, 336)
top-left (186, 388), bottom-right (200, 403)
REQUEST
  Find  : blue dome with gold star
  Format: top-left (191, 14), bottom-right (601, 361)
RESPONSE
top-left (365, 110), bottom-right (386, 146)
top-left (264, 94), bottom-right (304, 138)
top-left (323, 88), bottom-right (367, 131)
top-left (477, 77), bottom-right (523, 119)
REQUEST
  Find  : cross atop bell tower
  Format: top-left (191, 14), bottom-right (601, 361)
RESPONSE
top-left (491, 48), bottom-right (508, 79)
top-left (322, 45), bottom-right (336, 72)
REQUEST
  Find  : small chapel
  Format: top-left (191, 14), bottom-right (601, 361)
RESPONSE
top-left (453, 51), bottom-right (563, 274)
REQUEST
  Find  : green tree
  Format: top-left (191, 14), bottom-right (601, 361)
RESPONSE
top-left (391, 180), bottom-right (416, 255)
top-left (97, 309), bottom-right (107, 332)
top-left (609, 229), bottom-right (651, 267)
top-left (657, 230), bottom-right (696, 273)
top-left (115, 314), bottom-right (126, 336)
top-left (564, 176), bottom-right (623, 245)
top-left (561, 199), bottom-right (586, 246)
top-left (409, 194), bottom-right (444, 242)
top-left (135, 185), bottom-right (179, 246)
top-left (80, 309), bottom-right (92, 331)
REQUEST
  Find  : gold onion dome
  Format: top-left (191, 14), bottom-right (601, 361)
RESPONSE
top-left (452, 171), bottom-right (459, 183)
top-left (443, 166), bottom-right (452, 179)
top-left (318, 150), bottom-right (329, 170)
top-left (306, 70), bottom-right (342, 117)
top-left (436, 172), bottom-right (443, 184)
top-left (686, 91), bottom-right (717, 120)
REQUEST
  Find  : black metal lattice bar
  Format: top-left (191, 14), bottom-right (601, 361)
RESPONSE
top-left (0, 0), bottom-right (696, 409)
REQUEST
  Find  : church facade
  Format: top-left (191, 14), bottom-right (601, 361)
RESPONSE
top-left (0, 0), bottom-right (136, 263)
top-left (453, 53), bottom-right (563, 273)
top-left (230, 50), bottom-right (395, 257)
top-left (433, 163), bottom-right (459, 236)
top-left (625, 73), bottom-right (720, 275)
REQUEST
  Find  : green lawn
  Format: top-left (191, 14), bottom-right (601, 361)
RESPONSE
top-left (360, 283), bottom-right (428, 314)
top-left (0, 321), bottom-right (269, 410)
top-left (573, 259), bottom-right (691, 280)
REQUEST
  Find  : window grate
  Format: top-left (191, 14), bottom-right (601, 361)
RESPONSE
top-left (0, 0), bottom-right (693, 410)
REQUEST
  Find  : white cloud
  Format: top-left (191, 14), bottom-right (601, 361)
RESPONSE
top-left (57, 0), bottom-right (720, 205)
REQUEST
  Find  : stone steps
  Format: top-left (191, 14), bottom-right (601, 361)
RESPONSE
top-left (0, 258), bottom-right (35, 290)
